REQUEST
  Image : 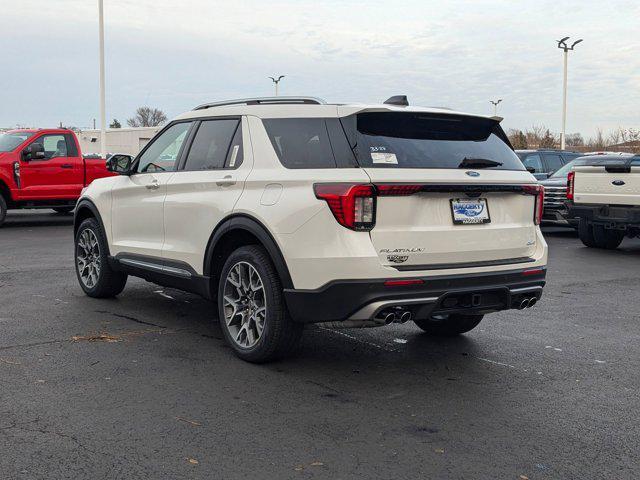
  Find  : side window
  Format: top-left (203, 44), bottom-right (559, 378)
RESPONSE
top-left (263, 118), bottom-right (337, 169)
top-left (33, 134), bottom-right (68, 159)
top-left (544, 154), bottom-right (563, 172)
top-left (64, 133), bottom-right (79, 157)
top-left (521, 154), bottom-right (543, 173)
top-left (137, 122), bottom-right (192, 173)
top-left (183, 119), bottom-right (239, 171)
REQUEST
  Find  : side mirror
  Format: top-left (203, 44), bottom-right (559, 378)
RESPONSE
top-left (106, 154), bottom-right (134, 175)
top-left (525, 166), bottom-right (536, 174)
top-left (22, 143), bottom-right (45, 161)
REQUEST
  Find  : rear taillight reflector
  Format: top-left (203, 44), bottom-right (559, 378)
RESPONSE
top-left (314, 183), bottom-right (376, 231)
top-left (384, 279), bottom-right (425, 287)
top-left (567, 171), bottom-right (575, 200)
top-left (522, 184), bottom-right (544, 225)
top-left (522, 268), bottom-right (545, 276)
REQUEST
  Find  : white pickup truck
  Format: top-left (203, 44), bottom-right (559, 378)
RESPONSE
top-left (568, 154), bottom-right (640, 249)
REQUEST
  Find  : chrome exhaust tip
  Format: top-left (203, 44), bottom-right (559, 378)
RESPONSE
top-left (399, 311), bottom-right (412, 323)
top-left (383, 312), bottom-right (396, 324)
top-left (528, 297), bottom-right (537, 308)
top-left (519, 299), bottom-right (529, 309)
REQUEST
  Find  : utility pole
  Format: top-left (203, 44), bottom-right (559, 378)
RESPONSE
top-left (98, 0), bottom-right (107, 158)
top-left (557, 36), bottom-right (582, 150)
top-left (489, 99), bottom-right (502, 116)
top-left (269, 76), bottom-right (285, 96)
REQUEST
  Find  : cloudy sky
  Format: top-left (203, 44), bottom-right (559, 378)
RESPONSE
top-left (0, 0), bottom-right (638, 137)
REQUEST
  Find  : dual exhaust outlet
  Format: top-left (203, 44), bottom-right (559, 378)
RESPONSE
top-left (518, 296), bottom-right (538, 310)
top-left (376, 308), bottom-right (412, 325)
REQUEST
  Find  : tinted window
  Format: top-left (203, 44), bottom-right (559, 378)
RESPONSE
top-left (64, 133), bottom-right (78, 157)
top-left (340, 112), bottom-right (524, 170)
top-left (263, 118), bottom-right (337, 169)
top-left (0, 131), bottom-right (34, 152)
top-left (137, 122), bottom-right (191, 173)
top-left (544, 154), bottom-right (563, 172)
top-left (521, 154), bottom-right (543, 173)
top-left (184, 119), bottom-right (239, 171)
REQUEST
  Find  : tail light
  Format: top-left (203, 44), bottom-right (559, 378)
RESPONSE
top-left (567, 171), bottom-right (575, 200)
top-left (522, 184), bottom-right (544, 225)
top-left (314, 184), bottom-right (376, 231)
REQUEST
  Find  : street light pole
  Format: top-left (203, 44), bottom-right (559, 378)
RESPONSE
top-left (490, 99), bottom-right (502, 116)
top-left (557, 37), bottom-right (582, 150)
top-left (98, 0), bottom-right (106, 159)
top-left (269, 75), bottom-right (285, 96)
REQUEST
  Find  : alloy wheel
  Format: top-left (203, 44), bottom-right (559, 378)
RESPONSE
top-left (223, 261), bottom-right (266, 349)
top-left (77, 229), bottom-right (101, 288)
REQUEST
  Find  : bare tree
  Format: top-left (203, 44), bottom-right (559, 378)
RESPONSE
top-left (565, 133), bottom-right (584, 147)
top-left (587, 128), bottom-right (607, 150)
top-left (507, 129), bottom-right (528, 149)
top-left (127, 107), bottom-right (167, 127)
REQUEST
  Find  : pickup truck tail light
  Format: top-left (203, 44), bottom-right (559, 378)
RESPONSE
top-left (522, 184), bottom-right (544, 225)
top-left (567, 171), bottom-right (575, 200)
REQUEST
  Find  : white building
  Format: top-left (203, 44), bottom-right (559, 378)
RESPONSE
top-left (77, 127), bottom-right (161, 156)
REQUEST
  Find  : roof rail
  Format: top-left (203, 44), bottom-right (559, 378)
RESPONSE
top-left (193, 96), bottom-right (326, 110)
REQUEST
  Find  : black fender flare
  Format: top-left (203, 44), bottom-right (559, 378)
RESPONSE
top-left (74, 199), bottom-right (111, 255)
top-left (203, 214), bottom-right (294, 290)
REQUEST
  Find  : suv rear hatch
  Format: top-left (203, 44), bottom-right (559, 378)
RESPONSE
top-left (339, 111), bottom-right (541, 269)
top-left (572, 157), bottom-right (640, 206)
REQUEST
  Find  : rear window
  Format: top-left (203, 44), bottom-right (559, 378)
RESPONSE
top-left (341, 112), bottom-right (524, 170)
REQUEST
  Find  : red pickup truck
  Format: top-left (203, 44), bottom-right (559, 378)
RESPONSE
top-left (0, 128), bottom-right (115, 226)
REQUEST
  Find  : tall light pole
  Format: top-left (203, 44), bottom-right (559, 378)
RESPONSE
top-left (269, 75), bottom-right (285, 96)
top-left (98, 0), bottom-right (107, 159)
top-left (490, 99), bottom-right (502, 116)
top-left (557, 36), bottom-right (582, 150)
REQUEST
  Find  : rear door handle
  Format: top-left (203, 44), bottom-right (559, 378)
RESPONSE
top-left (61, 164), bottom-right (73, 169)
top-left (146, 180), bottom-right (160, 190)
top-left (216, 175), bottom-right (236, 187)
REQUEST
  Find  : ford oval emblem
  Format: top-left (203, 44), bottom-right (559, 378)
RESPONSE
top-left (612, 180), bottom-right (625, 186)
top-left (465, 171), bottom-right (480, 177)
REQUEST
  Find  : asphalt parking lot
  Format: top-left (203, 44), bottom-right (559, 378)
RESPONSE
top-left (1, 211), bottom-right (638, 480)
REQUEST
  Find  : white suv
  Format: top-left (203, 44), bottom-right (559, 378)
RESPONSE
top-left (74, 96), bottom-right (548, 362)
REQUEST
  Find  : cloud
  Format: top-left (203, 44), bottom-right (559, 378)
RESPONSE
top-left (0, 0), bottom-right (637, 136)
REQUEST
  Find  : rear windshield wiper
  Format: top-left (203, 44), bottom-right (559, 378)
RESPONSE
top-left (458, 157), bottom-right (503, 169)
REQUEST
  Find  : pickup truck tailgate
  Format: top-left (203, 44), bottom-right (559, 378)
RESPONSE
top-left (573, 165), bottom-right (640, 206)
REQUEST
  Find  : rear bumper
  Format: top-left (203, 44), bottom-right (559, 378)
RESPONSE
top-left (568, 203), bottom-right (640, 227)
top-left (542, 205), bottom-right (577, 227)
top-left (284, 268), bottom-right (546, 324)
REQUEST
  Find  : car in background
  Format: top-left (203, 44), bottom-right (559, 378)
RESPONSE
top-left (539, 157), bottom-right (589, 227)
top-left (516, 149), bottom-right (583, 180)
top-left (0, 128), bottom-right (115, 226)
top-left (568, 154), bottom-right (640, 249)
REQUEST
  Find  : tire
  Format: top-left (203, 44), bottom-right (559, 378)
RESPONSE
top-left (75, 218), bottom-right (127, 298)
top-left (53, 207), bottom-right (74, 214)
top-left (592, 225), bottom-right (624, 249)
top-left (0, 194), bottom-right (6, 227)
top-left (578, 218), bottom-right (598, 248)
top-left (413, 313), bottom-right (484, 336)
top-left (217, 245), bottom-right (303, 363)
